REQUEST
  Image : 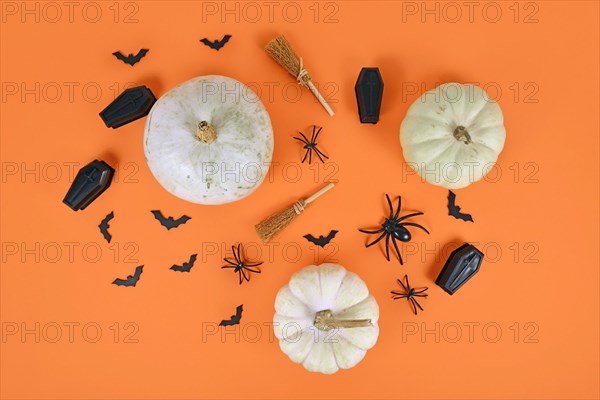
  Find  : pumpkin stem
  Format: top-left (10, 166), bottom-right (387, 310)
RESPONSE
top-left (453, 126), bottom-right (472, 144)
top-left (313, 309), bottom-right (372, 331)
top-left (196, 121), bottom-right (217, 144)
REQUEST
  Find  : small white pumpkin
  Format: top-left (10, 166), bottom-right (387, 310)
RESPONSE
top-left (273, 263), bottom-right (379, 374)
top-left (144, 75), bottom-right (274, 204)
top-left (400, 83), bottom-right (506, 189)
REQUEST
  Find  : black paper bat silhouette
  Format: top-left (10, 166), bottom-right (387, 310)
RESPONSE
top-left (170, 254), bottom-right (197, 273)
top-left (112, 265), bottom-right (144, 287)
top-left (448, 191), bottom-right (474, 222)
top-left (200, 35), bottom-right (231, 51)
top-left (112, 49), bottom-right (149, 66)
top-left (98, 211), bottom-right (114, 243)
top-left (219, 304), bottom-right (243, 326)
top-left (303, 230), bottom-right (338, 247)
top-left (151, 210), bottom-right (191, 230)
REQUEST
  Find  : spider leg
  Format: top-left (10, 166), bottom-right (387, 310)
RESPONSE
top-left (314, 149), bottom-right (326, 164)
top-left (313, 147), bottom-right (329, 160)
top-left (308, 148), bottom-right (313, 164)
top-left (244, 266), bottom-right (261, 274)
top-left (401, 222), bottom-right (430, 234)
top-left (223, 258), bottom-right (237, 266)
top-left (297, 131), bottom-right (311, 143)
top-left (408, 298), bottom-right (418, 315)
top-left (231, 245), bottom-right (240, 264)
top-left (391, 236), bottom-right (404, 265)
top-left (293, 136), bottom-right (309, 145)
top-left (397, 212), bottom-right (424, 222)
top-left (413, 288), bottom-right (429, 295)
top-left (365, 231), bottom-right (387, 247)
top-left (385, 234), bottom-right (391, 261)
top-left (392, 295), bottom-right (408, 300)
top-left (359, 227), bottom-right (385, 234)
top-left (240, 268), bottom-right (250, 284)
top-left (244, 261), bottom-right (263, 267)
top-left (412, 297), bottom-right (424, 312)
top-left (300, 149), bottom-right (309, 163)
top-left (393, 196), bottom-right (402, 220)
top-left (221, 265), bottom-right (236, 269)
top-left (396, 277), bottom-right (408, 291)
top-left (237, 244), bottom-right (243, 262)
top-left (403, 274), bottom-right (411, 289)
top-left (310, 125), bottom-right (317, 143)
top-left (313, 125), bottom-right (323, 142)
top-left (385, 194), bottom-right (394, 219)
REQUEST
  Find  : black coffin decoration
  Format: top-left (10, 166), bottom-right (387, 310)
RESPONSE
top-left (63, 160), bottom-right (114, 211)
top-left (355, 67), bottom-right (384, 124)
top-left (99, 86), bottom-right (156, 128)
top-left (436, 243), bottom-right (483, 295)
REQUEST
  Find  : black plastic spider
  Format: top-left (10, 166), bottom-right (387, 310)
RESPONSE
top-left (391, 274), bottom-right (429, 315)
top-left (221, 244), bottom-right (263, 285)
top-left (358, 194), bottom-right (429, 265)
top-left (293, 125), bottom-right (329, 164)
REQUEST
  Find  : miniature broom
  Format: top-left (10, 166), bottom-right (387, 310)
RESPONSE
top-left (255, 182), bottom-right (335, 243)
top-left (265, 34), bottom-right (335, 117)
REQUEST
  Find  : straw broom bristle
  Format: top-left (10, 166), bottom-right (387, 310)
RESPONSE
top-left (265, 34), bottom-right (311, 87)
top-left (255, 201), bottom-right (305, 243)
top-left (255, 183), bottom-right (335, 243)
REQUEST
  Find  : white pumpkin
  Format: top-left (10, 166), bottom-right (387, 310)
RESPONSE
top-left (144, 75), bottom-right (274, 204)
top-left (400, 83), bottom-right (506, 189)
top-left (273, 263), bottom-right (379, 374)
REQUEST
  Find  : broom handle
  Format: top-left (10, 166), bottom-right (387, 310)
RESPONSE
top-left (304, 182), bottom-right (335, 205)
top-left (307, 81), bottom-right (335, 117)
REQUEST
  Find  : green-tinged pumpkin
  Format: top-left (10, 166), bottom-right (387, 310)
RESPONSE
top-left (144, 75), bottom-right (274, 204)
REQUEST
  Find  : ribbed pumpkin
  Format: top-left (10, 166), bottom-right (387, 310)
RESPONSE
top-left (273, 263), bottom-right (379, 374)
top-left (400, 83), bottom-right (506, 189)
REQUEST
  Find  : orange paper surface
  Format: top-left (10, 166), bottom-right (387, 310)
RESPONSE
top-left (1, 1), bottom-right (599, 399)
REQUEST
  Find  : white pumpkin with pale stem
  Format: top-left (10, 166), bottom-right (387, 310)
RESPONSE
top-left (274, 263), bottom-right (379, 374)
top-left (400, 83), bottom-right (506, 189)
top-left (144, 75), bottom-right (274, 204)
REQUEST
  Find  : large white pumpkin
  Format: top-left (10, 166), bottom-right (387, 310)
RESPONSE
top-left (274, 263), bottom-right (379, 374)
top-left (144, 75), bottom-right (274, 204)
top-left (400, 83), bottom-right (506, 189)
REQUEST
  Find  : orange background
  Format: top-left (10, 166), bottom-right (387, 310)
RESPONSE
top-left (1, 1), bottom-right (599, 399)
